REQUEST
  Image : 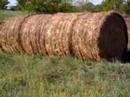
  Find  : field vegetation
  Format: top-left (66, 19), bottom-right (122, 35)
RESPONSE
top-left (0, 52), bottom-right (130, 97)
top-left (0, 10), bottom-right (26, 19)
top-left (0, 0), bottom-right (130, 97)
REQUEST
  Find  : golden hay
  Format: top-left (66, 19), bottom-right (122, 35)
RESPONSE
top-left (0, 15), bottom-right (36, 54)
top-left (72, 12), bottom-right (128, 60)
top-left (44, 13), bottom-right (81, 56)
top-left (0, 16), bottom-right (28, 53)
top-left (20, 15), bottom-right (43, 54)
top-left (0, 11), bottom-right (128, 60)
top-left (38, 15), bottom-right (52, 55)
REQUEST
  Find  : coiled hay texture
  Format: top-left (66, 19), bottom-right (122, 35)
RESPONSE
top-left (44, 13), bottom-right (81, 56)
top-left (20, 15), bottom-right (45, 54)
top-left (0, 12), bottom-right (128, 60)
top-left (72, 12), bottom-right (128, 60)
top-left (0, 15), bottom-right (30, 53)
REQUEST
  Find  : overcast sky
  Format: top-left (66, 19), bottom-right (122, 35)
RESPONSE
top-left (8, 0), bottom-right (103, 6)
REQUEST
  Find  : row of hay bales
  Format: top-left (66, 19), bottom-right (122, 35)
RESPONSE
top-left (0, 11), bottom-right (128, 61)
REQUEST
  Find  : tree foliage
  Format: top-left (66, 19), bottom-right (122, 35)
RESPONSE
top-left (79, 2), bottom-right (95, 12)
top-left (15, 0), bottom-right (130, 14)
top-left (0, 0), bottom-right (9, 9)
top-left (94, 0), bottom-right (130, 14)
top-left (16, 0), bottom-right (77, 13)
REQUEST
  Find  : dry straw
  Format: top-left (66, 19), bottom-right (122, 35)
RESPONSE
top-left (0, 11), bottom-right (128, 60)
top-left (0, 16), bottom-right (28, 53)
top-left (72, 12), bottom-right (128, 60)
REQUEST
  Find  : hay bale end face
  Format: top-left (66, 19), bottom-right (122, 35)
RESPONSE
top-left (0, 12), bottom-right (128, 61)
top-left (98, 12), bottom-right (128, 60)
top-left (72, 12), bottom-right (128, 60)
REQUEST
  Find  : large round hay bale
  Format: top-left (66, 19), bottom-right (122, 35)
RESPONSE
top-left (44, 13), bottom-right (65, 55)
top-left (38, 14), bottom-right (52, 55)
top-left (20, 15), bottom-right (44, 54)
top-left (44, 13), bottom-right (81, 56)
top-left (0, 14), bottom-right (37, 54)
top-left (0, 11), bottom-right (128, 61)
top-left (0, 15), bottom-right (30, 53)
top-left (72, 12), bottom-right (128, 60)
top-left (99, 12), bottom-right (128, 60)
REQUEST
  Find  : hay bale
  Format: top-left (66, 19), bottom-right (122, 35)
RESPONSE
top-left (0, 21), bottom-right (2, 51)
top-left (44, 13), bottom-right (65, 55)
top-left (20, 14), bottom-right (53, 55)
top-left (20, 15), bottom-right (42, 54)
top-left (39, 14), bottom-right (52, 55)
top-left (98, 12), bottom-right (128, 60)
top-left (44, 13), bottom-right (81, 56)
top-left (0, 15), bottom-right (33, 54)
top-left (0, 11), bottom-right (128, 60)
top-left (72, 12), bottom-right (128, 60)
top-left (0, 16), bottom-right (27, 53)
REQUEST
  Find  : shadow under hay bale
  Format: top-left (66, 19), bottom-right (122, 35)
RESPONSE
top-left (0, 11), bottom-right (128, 61)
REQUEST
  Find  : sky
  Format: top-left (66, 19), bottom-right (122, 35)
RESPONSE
top-left (91, 0), bottom-right (103, 5)
top-left (8, 0), bottom-right (103, 6)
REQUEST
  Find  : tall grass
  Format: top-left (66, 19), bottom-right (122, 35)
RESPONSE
top-left (0, 10), bottom-right (130, 97)
top-left (0, 52), bottom-right (130, 97)
top-left (0, 10), bottom-right (27, 20)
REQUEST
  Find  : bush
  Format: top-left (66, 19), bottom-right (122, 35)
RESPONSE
top-left (119, 3), bottom-right (130, 13)
top-left (79, 2), bottom-right (95, 12)
top-left (16, 0), bottom-right (78, 13)
top-left (0, 0), bottom-right (9, 9)
top-left (59, 3), bottom-right (78, 12)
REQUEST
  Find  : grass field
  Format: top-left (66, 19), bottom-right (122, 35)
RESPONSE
top-left (0, 10), bottom-right (27, 20)
top-left (0, 10), bottom-right (130, 97)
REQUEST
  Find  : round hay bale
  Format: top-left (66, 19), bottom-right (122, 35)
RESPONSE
top-left (44, 13), bottom-right (65, 55)
top-left (0, 16), bottom-right (28, 53)
top-left (38, 14), bottom-right (52, 55)
top-left (72, 12), bottom-right (128, 60)
top-left (0, 17), bottom-right (21, 52)
top-left (44, 13), bottom-right (80, 56)
top-left (0, 19), bottom-right (14, 52)
top-left (0, 11), bottom-right (128, 61)
top-left (54, 13), bottom-right (79, 56)
top-left (98, 12), bottom-right (128, 60)
top-left (20, 15), bottom-right (44, 54)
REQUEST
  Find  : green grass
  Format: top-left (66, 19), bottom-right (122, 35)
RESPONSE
top-left (0, 10), bottom-right (27, 20)
top-left (0, 52), bottom-right (130, 97)
top-left (0, 10), bottom-right (130, 97)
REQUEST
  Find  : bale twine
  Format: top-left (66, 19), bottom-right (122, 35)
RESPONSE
top-left (0, 11), bottom-right (128, 61)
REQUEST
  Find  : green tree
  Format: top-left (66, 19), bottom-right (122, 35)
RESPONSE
top-left (0, 0), bottom-right (9, 9)
top-left (16, 0), bottom-right (76, 13)
top-left (59, 3), bottom-right (78, 12)
top-left (99, 0), bottom-right (124, 11)
top-left (17, 0), bottom-right (30, 10)
top-left (79, 2), bottom-right (95, 12)
top-left (126, 0), bottom-right (130, 14)
top-left (94, 0), bottom-right (128, 12)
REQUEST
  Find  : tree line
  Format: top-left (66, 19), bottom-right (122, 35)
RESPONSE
top-left (0, 0), bottom-right (130, 14)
